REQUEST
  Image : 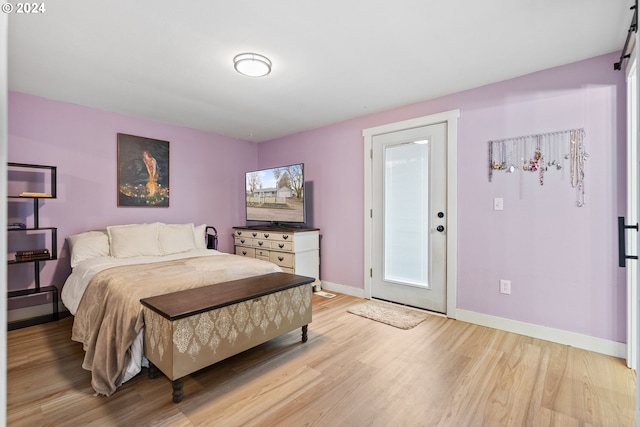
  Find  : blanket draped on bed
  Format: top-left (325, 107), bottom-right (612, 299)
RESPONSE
top-left (71, 254), bottom-right (281, 396)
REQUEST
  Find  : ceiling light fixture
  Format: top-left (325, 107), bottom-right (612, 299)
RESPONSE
top-left (233, 53), bottom-right (272, 77)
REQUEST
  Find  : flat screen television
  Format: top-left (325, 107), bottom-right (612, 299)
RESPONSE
top-left (245, 163), bottom-right (306, 225)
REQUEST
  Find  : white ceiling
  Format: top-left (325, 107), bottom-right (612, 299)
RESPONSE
top-left (7, 1), bottom-right (634, 142)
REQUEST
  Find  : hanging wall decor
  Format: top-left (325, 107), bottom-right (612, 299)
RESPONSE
top-left (488, 128), bottom-right (587, 207)
top-left (117, 133), bottom-right (170, 207)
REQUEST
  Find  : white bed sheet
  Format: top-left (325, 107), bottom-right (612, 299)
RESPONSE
top-left (61, 248), bottom-right (221, 315)
top-left (61, 249), bottom-right (223, 385)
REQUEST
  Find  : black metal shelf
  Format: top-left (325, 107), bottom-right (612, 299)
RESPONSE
top-left (7, 162), bottom-right (57, 198)
top-left (7, 228), bottom-right (58, 265)
top-left (8, 227), bottom-right (57, 231)
top-left (8, 257), bottom-right (57, 265)
top-left (7, 285), bottom-right (60, 331)
top-left (7, 195), bottom-right (56, 199)
top-left (7, 162), bottom-right (59, 330)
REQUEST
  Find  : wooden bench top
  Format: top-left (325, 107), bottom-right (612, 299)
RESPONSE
top-left (140, 272), bottom-right (315, 321)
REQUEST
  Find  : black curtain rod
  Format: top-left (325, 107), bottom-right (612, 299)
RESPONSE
top-left (614, 0), bottom-right (638, 70)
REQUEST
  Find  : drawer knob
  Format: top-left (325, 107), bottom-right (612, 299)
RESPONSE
top-left (279, 243), bottom-right (284, 248)
top-left (264, 233), bottom-right (269, 238)
top-left (258, 241), bottom-right (263, 246)
top-left (240, 239), bottom-right (245, 244)
top-left (283, 235), bottom-right (289, 240)
top-left (278, 256), bottom-right (284, 262)
top-left (242, 251), bottom-right (247, 255)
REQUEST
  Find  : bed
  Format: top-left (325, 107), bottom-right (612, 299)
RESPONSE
top-left (61, 222), bottom-right (307, 397)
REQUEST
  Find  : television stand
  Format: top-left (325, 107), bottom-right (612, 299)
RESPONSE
top-left (233, 225), bottom-right (321, 290)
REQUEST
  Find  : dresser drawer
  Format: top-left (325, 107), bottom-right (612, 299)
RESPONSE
top-left (234, 236), bottom-right (252, 246)
top-left (234, 229), bottom-right (251, 237)
top-left (255, 248), bottom-right (270, 259)
top-left (253, 239), bottom-right (269, 249)
top-left (271, 241), bottom-right (293, 251)
top-left (235, 247), bottom-right (255, 257)
top-left (269, 232), bottom-right (293, 242)
top-left (270, 251), bottom-right (294, 268)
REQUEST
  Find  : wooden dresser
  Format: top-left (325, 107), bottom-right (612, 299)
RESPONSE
top-left (233, 226), bottom-right (320, 289)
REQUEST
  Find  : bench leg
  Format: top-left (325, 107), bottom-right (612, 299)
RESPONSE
top-left (149, 362), bottom-right (183, 403)
top-left (301, 324), bottom-right (308, 343)
top-left (148, 362), bottom-right (160, 379)
top-left (172, 378), bottom-right (184, 403)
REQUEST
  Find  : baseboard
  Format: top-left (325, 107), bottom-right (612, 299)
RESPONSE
top-left (315, 286), bottom-right (624, 359)
top-left (319, 281), bottom-right (365, 298)
top-left (456, 309), bottom-right (626, 359)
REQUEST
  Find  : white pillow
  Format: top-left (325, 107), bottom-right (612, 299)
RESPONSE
top-left (67, 230), bottom-right (110, 268)
top-left (107, 223), bottom-right (162, 258)
top-left (158, 223), bottom-right (197, 255)
top-left (193, 224), bottom-right (207, 249)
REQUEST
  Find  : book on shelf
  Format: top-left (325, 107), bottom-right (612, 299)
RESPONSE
top-left (15, 249), bottom-right (50, 261)
top-left (18, 192), bottom-right (52, 198)
top-left (16, 249), bottom-right (49, 256)
top-left (15, 253), bottom-right (51, 262)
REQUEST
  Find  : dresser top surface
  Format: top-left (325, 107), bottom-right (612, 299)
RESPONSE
top-left (234, 225), bottom-right (319, 232)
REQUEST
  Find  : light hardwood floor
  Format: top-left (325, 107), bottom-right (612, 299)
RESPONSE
top-left (7, 293), bottom-right (637, 426)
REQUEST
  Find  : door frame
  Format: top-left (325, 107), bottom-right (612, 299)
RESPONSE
top-left (363, 109), bottom-right (460, 317)
top-left (626, 33), bottom-right (639, 371)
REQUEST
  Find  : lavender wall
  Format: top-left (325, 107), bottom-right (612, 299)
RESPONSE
top-left (8, 52), bottom-right (626, 343)
top-left (8, 92), bottom-right (258, 307)
top-left (258, 52), bottom-right (627, 343)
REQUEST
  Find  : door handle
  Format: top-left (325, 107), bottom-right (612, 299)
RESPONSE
top-left (618, 216), bottom-right (638, 267)
top-left (436, 225), bottom-right (445, 232)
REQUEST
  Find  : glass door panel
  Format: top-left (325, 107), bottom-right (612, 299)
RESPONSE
top-left (384, 141), bottom-right (430, 288)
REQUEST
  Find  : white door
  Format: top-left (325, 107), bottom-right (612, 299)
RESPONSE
top-left (370, 122), bottom-right (447, 312)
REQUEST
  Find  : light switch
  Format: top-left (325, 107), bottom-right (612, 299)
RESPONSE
top-left (493, 197), bottom-right (504, 211)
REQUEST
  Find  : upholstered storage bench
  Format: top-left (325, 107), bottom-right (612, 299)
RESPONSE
top-left (140, 272), bottom-right (314, 402)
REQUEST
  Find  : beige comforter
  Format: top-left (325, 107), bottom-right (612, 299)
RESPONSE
top-left (71, 253), bottom-right (281, 396)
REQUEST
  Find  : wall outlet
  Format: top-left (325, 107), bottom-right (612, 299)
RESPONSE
top-left (499, 279), bottom-right (511, 294)
top-left (494, 197), bottom-right (504, 211)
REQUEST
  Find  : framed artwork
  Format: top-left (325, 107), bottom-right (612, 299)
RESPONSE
top-left (117, 133), bottom-right (170, 207)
